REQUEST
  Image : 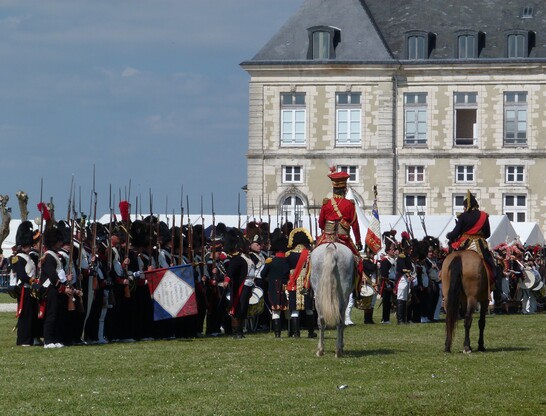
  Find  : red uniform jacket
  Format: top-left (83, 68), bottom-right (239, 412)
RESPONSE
top-left (317, 196), bottom-right (361, 256)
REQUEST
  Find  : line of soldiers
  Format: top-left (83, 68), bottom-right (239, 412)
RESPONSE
top-left (7, 199), bottom-right (322, 346)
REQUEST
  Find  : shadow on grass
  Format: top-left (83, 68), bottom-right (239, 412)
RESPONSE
top-left (344, 348), bottom-right (396, 358)
top-left (481, 346), bottom-right (531, 353)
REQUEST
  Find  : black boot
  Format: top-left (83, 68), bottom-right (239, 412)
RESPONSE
top-left (273, 319), bottom-right (281, 338)
top-left (306, 314), bottom-right (317, 338)
top-left (290, 317), bottom-right (300, 338)
top-left (397, 301), bottom-right (404, 325)
top-left (231, 318), bottom-right (244, 339)
top-left (364, 308), bottom-right (375, 324)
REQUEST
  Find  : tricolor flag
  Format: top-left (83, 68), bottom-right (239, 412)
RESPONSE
top-left (365, 186), bottom-right (381, 254)
top-left (145, 265), bottom-right (198, 321)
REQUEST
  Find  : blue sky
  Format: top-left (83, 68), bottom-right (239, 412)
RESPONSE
top-left (0, 0), bottom-right (302, 218)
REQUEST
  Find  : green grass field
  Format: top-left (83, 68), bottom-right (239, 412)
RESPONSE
top-left (0, 309), bottom-right (544, 416)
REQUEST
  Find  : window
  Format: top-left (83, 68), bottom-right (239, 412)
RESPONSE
top-left (506, 166), bottom-right (525, 183)
top-left (458, 35), bottom-right (476, 58)
top-left (281, 195), bottom-right (305, 228)
top-left (281, 93), bottom-right (306, 146)
top-left (307, 26), bottom-right (341, 60)
top-left (504, 92), bottom-right (527, 146)
top-left (404, 194), bottom-right (426, 215)
top-left (453, 194), bottom-right (466, 216)
top-left (456, 31), bottom-right (485, 59)
top-left (282, 166), bottom-right (302, 183)
top-left (336, 92), bottom-right (361, 146)
top-left (504, 195), bottom-right (527, 222)
top-left (454, 92), bottom-right (478, 146)
top-left (404, 93), bottom-right (427, 146)
top-left (406, 31), bottom-right (435, 59)
top-left (455, 165), bottom-right (474, 183)
top-left (506, 31), bottom-right (534, 58)
top-left (337, 165), bottom-right (358, 183)
top-left (521, 6), bottom-right (534, 18)
top-left (406, 166), bottom-right (425, 183)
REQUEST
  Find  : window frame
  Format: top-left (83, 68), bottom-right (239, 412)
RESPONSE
top-left (280, 92), bottom-right (306, 147)
top-left (506, 30), bottom-right (533, 58)
top-left (503, 194), bottom-right (527, 222)
top-left (453, 92), bottom-right (478, 146)
top-left (335, 92), bottom-right (362, 146)
top-left (282, 165), bottom-right (303, 184)
top-left (404, 194), bottom-right (427, 216)
top-left (307, 26), bottom-right (341, 60)
top-left (505, 165), bottom-right (525, 183)
top-left (405, 31), bottom-right (434, 60)
top-left (406, 165), bottom-right (425, 184)
top-left (281, 195), bottom-right (305, 228)
top-left (455, 165), bottom-right (475, 183)
top-left (404, 93), bottom-right (428, 146)
top-left (503, 91), bottom-right (527, 146)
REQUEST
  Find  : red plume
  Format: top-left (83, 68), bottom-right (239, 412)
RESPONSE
top-left (37, 202), bottom-right (50, 221)
top-left (401, 231), bottom-right (410, 240)
top-left (119, 200), bottom-right (130, 222)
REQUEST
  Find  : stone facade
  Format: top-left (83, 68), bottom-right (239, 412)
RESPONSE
top-left (242, 0), bottom-right (546, 232)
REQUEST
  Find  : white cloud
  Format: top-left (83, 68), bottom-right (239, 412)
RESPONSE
top-left (121, 67), bottom-right (141, 77)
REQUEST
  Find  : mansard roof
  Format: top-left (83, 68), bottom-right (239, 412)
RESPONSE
top-left (244, 0), bottom-right (546, 64)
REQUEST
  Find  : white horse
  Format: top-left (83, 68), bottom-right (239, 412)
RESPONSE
top-left (310, 242), bottom-right (355, 358)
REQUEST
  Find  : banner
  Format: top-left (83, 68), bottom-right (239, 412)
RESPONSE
top-left (145, 265), bottom-right (198, 321)
top-left (365, 187), bottom-right (381, 254)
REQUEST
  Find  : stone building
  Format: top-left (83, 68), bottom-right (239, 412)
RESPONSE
top-left (241, 0), bottom-right (546, 231)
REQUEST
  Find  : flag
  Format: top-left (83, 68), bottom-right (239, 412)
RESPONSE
top-left (145, 265), bottom-right (198, 321)
top-left (365, 187), bottom-right (381, 254)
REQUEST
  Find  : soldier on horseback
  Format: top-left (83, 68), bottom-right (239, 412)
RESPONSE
top-left (316, 167), bottom-right (363, 294)
top-left (446, 190), bottom-right (501, 303)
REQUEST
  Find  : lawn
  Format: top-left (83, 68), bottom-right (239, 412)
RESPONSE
top-left (0, 309), bottom-right (544, 416)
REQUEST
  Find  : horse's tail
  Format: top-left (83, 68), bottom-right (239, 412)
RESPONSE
top-left (446, 255), bottom-right (463, 335)
top-left (318, 244), bottom-right (342, 327)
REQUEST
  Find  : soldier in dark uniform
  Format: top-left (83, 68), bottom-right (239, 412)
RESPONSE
top-left (222, 228), bottom-right (251, 339)
top-left (446, 191), bottom-right (500, 303)
top-left (362, 246), bottom-right (378, 324)
top-left (285, 227), bottom-right (316, 338)
top-left (11, 221), bottom-right (39, 346)
top-left (204, 239), bottom-right (227, 336)
top-left (379, 239), bottom-right (398, 324)
top-left (245, 223), bottom-right (267, 332)
top-left (41, 225), bottom-right (71, 348)
top-left (260, 235), bottom-right (290, 338)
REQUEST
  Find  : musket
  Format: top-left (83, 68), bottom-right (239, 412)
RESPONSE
top-left (67, 182), bottom-right (77, 311)
top-left (211, 192), bottom-right (216, 281)
top-left (170, 208), bottom-right (175, 266)
top-left (148, 189), bottom-right (155, 262)
top-left (66, 174), bottom-right (74, 222)
top-left (251, 199), bottom-right (256, 222)
top-left (418, 211), bottom-right (428, 237)
top-left (259, 196), bottom-right (263, 223)
top-left (307, 201), bottom-right (313, 235)
top-left (37, 178), bottom-right (44, 267)
top-left (407, 211), bottom-right (415, 239)
top-left (91, 166), bottom-right (98, 284)
top-left (267, 195), bottom-right (271, 227)
top-left (107, 185), bottom-right (113, 278)
top-left (237, 193), bottom-right (241, 230)
top-left (200, 195), bottom-right (205, 272)
top-left (186, 195), bottom-right (193, 264)
top-left (398, 208), bottom-right (414, 239)
top-left (179, 185), bottom-right (184, 265)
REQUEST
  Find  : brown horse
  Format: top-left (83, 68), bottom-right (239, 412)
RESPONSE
top-left (441, 250), bottom-right (489, 353)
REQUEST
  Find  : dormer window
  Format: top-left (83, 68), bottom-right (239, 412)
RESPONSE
top-left (456, 31), bottom-right (485, 59)
top-left (405, 31), bottom-right (435, 60)
top-left (521, 6), bottom-right (534, 18)
top-left (307, 26), bottom-right (341, 60)
top-left (506, 30), bottom-right (535, 58)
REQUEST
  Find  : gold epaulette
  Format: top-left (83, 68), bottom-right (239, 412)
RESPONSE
top-left (265, 258), bottom-right (273, 264)
top-left (322, 198), bottom-right (329, 205)
top-left (399, 253), bottom-right (406, 258)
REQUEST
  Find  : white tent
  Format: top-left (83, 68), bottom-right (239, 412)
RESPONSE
top-left (511, 222), bottom-right (546, 246)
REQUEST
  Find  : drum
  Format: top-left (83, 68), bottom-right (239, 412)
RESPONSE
top-left (518, 268), bottom-right (536, 289)
top-left (247, 286), bottom-right (264, 317)
top-left (532, 280), bottom-right (544, 292)
top-left (355, 284), bottom-right (374, 310)
top-left (531, 270), bottom-right (542, 290)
